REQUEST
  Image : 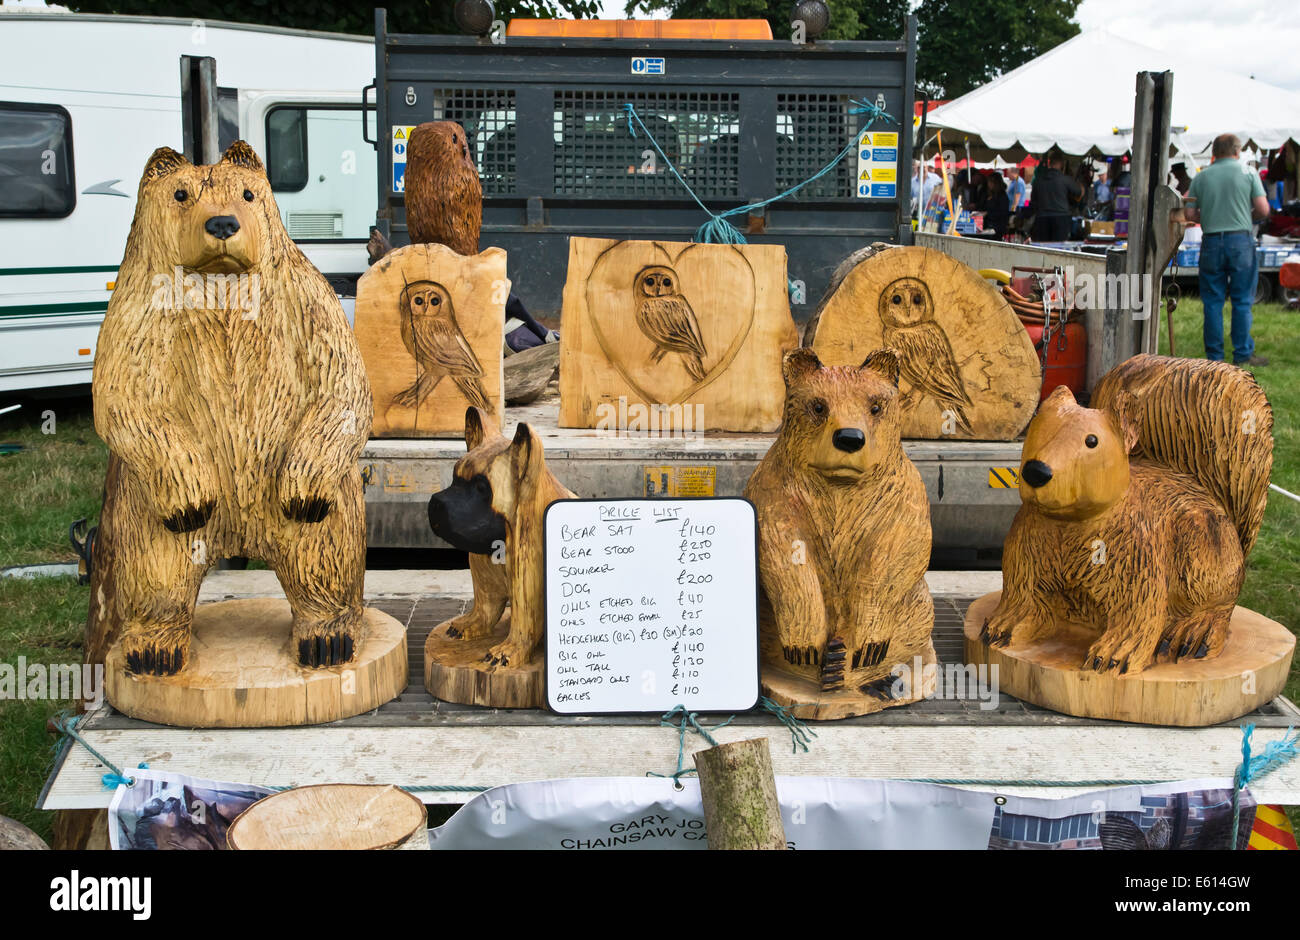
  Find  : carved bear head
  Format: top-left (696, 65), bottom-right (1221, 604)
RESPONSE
top-left (427, 407), bottom-right (548, 555)
top-left (777, 347), bottom-right (904, 482)
top-left (132, 141), bottom-right (272, 275)
top-left (1018, 385), bottom-right (1139, 520)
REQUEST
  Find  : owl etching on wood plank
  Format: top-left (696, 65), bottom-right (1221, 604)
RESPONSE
top-left (394, 278), bottom-right (492, 413)
top-left (878, 276), bottom-right (973, 434)
top-left (634, 264), bottom-right (708, 383)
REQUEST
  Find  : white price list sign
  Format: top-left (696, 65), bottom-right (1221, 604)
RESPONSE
top-left (544, 498), bottom-right (759, 714)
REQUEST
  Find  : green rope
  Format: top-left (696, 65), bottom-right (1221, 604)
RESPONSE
top-left (647, 704), bottom-right (734, 786)
top-left (759, 696), bottom-right (818, 753)
top-left (622, 96), bottom-right (897, 246)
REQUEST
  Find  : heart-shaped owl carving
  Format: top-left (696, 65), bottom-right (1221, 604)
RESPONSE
top-left (584, 241), bottom-right (756, 405)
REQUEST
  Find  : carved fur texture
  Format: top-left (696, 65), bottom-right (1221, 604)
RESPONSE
top-left (984, 356), bottom-right (1273, 674)
top-left (405, 122), bottom-right (482, 256)
top-left (429, 407), bottom-right (574, 669)
top-left (88, 142), bottom-right (373, 675)
top-left (744, 348), bottom-right (935, 699)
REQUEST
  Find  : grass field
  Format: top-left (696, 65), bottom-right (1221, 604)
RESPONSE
top-left (2, 300), bottom-right (1298, 844)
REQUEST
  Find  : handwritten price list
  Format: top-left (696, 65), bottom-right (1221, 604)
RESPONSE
top-left (544, 498), bottom-right (759, 714)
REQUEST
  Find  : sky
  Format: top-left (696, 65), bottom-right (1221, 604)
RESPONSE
top-left (598, 0), bottom-right (1300, 93)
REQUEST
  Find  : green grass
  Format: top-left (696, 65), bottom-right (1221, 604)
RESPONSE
top-left (0, 397), bottom-right (106, 841)
top-left (3, 307), bottom-right (1300, 845)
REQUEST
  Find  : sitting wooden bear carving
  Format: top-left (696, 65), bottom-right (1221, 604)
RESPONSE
top-left (90, 142), bottom-right (373, 674)
top-left (427, 407), bottom-right (574, 671)
top-left (745, 348), bottom-right (935, 713)
top-left (981, 355), bottom-right (1273, 673)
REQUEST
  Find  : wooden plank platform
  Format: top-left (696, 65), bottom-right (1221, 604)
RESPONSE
top-left (40, 594), bottom-right (1300, 809)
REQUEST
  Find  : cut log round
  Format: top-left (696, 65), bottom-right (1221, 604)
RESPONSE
top-left (805, 245), bottom-right (1041, 440)
top-left (964, 592), bottom-right (1296, 726)
top-left (424, 612), bottom-right (544, 708)
top-left (692, 738), bottom-right (786, 850)
top-left (227, 784), bottom-right (427, 850)
top-left (0, 815), bottom-right (49, 850)
top-left (105, 599), bottom-right (407, 728)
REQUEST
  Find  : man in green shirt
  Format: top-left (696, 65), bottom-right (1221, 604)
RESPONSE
top-left (1184, 134), bottom-right (1271, 366)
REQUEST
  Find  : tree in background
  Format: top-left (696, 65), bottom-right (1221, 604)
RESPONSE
top-left (624, 0), bottom-right (910, 41)
top-left (915, 0), bottom-right (1080, 98)
top-left (66, 0), bottom-right (603, 35)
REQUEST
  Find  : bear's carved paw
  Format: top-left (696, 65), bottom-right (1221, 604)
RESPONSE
top-left (781, 644), bottom-right (822, 667)
top-left (851, 639), bottom-right (891, 669)
top-left (857, 674), bottom-right (899, 701)
top-left (282, 496), bottom-right (334, 524)
top-left (979, 619), bottom-right (1013, 648)
top-left (294, 613), bottom-right (361, 668)
top-left (1082, 629), bottom-right (1157, 675)
top-left (122, 629), bottom-right (192, 677)
top-left (161, 499), bottom-right (216, 534)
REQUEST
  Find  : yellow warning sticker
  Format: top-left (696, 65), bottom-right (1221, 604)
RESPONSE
top-left (859, 169), bottom-right (872, 180)
top-left (988, 467), bottom-right (1021, 488)
top-left (393, 127), bottom-right (406, 139)
top-left (873, 167), bottom-right (896, 182)
top-left (873, 132), bottom-right (898, 147)
top-left (642, 466), bottom-right (717, 497)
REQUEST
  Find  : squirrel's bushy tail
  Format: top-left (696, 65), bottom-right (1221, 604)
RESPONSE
top-left (1091, 354), bottom-right (1273, 555)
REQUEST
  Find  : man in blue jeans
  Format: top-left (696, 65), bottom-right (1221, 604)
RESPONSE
top-left (1184, 134), bottom-right (1272, 366)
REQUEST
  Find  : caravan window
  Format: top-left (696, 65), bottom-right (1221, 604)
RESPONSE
top-left (0, 102), bottom-right (75, 218)
top-left (266, 107), bottom-right (309, 192)
top-left (266, 106), bottom-right (377, 241)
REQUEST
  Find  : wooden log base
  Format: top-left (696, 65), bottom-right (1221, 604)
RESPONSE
top-left (104, 599), bottom-right (407, 728)
top-left (963, 592), bottom-right (1296, 727)
top-left (227, 784), bottom-right (427, 850)
top-left (760, 624), bottom-right (938, 720)
top-left (424, 612), bottom-right (544, 708)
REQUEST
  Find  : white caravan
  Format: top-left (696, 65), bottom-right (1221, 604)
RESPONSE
top-left (0, 10), bottom-right (376, 392)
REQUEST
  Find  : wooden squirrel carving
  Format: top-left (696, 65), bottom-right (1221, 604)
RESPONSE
top-left (89, 142), bottom-right (373, 674)
top-left (981, 355), bottom-right (1273, 674)
top-left (427, 407), bottom-right (574, 669)
top-left (744, 347), bottom-right (935, 704)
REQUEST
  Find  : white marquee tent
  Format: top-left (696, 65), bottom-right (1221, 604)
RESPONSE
top-left (925, 29), bottom-right (1300, 159)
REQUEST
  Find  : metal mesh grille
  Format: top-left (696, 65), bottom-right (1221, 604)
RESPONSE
top-left (431, 88), bottom-right (516, 195)
top-left (775, 93), bottom-right (855, 200)
top-left (553, 90), bottom-right (741, 198)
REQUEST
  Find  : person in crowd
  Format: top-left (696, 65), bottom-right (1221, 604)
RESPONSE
top-left (1170, 162), bottom-right (1192, 195)
top-left (983, 172), bottom-right (1009, 238)
top-left (1030, 150), bottom-right (1082, 242)
top-left (1006, 166), bottom-right (1026, 211)
top-left (1184, 133), bottom-right (1272, 367)
top-left (912, 159), bottom-right (941, 213)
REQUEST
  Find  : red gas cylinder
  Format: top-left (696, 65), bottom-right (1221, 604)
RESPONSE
top-left (1022, 321), bottom-right (1087, 402)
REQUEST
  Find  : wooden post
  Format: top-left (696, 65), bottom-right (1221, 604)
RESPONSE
top-left (693, 738), bottom-right (786, 850)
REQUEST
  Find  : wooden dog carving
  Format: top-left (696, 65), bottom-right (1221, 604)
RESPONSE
top-left (982, 355), bottom-right (1273, 674)
top-left (744, 347), bottom-right (935, 715)
top-left (427, 407), bottom-right (574, 673)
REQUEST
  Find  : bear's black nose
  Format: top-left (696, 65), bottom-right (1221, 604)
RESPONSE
top-left (832, 428), bottom-right (865, 453)
top-left (1021, 459), bottom-right (1053, 488)
top-left (205, 215), bottom-right (241, 240)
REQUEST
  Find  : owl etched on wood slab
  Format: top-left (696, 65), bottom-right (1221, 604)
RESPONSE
top-left (394, 277), bottom-right (491, 412)
top-left (878, 276), bottom-right (974, 435)
top-left (355, 243), bottom-right (506, 436)
top-left (634, 264), bottom-right (708, 382)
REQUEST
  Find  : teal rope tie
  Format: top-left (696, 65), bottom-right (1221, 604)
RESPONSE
top-left (51, 714), bottom-right (147, 789)
top-left (622, 97), bottom-right (897, 248)
top-left (759, 696), bottom-right (818, 753)
top-left (1231, 723), bottom-right (1298, 850)
top-left (647, 704), bottom-right (734, 787)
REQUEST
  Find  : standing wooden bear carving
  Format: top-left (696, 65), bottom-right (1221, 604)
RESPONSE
top-left (744, 348), bottom-right (935, 719)
top-left (981, 355), bottom-right (1273, 674)
top-left (90, 142), bottom-right (373, 674)
top-left (424, 407), bottom-right (574, 706)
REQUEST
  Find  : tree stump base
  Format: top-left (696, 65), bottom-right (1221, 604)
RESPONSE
top-left (759, 623), bottom-right (937, 720)
top-left (104, 599), bottom-right (407, 728)
top-left (424, 611), bottom-right (544, 708)
top-left (227, 784), bottom-right (427, 850)
top-left (963, 592), bottom-right (1296, 726)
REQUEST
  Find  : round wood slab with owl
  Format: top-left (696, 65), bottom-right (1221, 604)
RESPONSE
top-left (805, 246), bottom-right (1041, 440)
top-left (355, 243), bottom-right (507, 437)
